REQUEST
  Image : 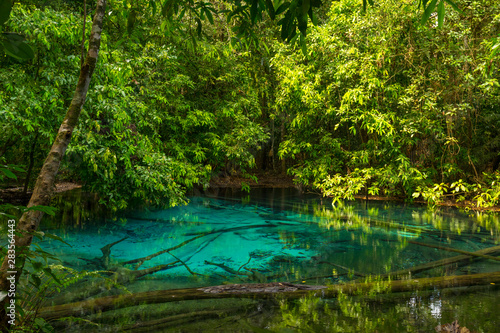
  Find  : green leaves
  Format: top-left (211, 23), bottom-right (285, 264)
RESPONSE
top-left (420, 0), bottom-right (438, 25)
top-left (421, 0), bottom-right (462, 28)
top-left (250, 0), bottom-right (258, 24)
top-left (437, 0), bottom-right (444, 27)
top-left (0, 165), bottom-right (17, 180)
top-left (26, 205), bottom-right (58, 216)
top-left (0, 164), bottom-right (24, 180)
top-left (0, 0), bottom-right (12, 25)
top-left (265, 0), bottom-right (276, 20)
top-left (0, 1), bottom-right (35, 59)
top-left (1, 32), bottom-right (35, 59)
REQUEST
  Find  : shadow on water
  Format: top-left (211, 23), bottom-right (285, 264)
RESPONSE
top-left (27, 188), bottom-right (500, 331)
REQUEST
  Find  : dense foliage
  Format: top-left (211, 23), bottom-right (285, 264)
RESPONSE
top-left (273, 0), bottom-right (500, 208)
top-left (1, 0), bottom-right (499, 209)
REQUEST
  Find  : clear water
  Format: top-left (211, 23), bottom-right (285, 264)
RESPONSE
top-left (29, 188), bottom-right (500, 332)
top-left (38, 187), bottom-right (499, 290)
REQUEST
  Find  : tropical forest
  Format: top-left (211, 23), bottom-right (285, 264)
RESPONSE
top-left (0, 0), bottom-right (499, 331)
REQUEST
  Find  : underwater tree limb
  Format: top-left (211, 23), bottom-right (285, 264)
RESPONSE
top-left (319, 261), bottom-right (366, 277)
top-left (39, 271), bottom-right (500, 321)
top-left (237, 257), bottom-right (252, 272)
top-left (101, 237), bottom-right (129, 269)
top-left (120, 309), bottom-right (243, 332)
top-left (374, 244), bottom-right (500, 280)
top-left (168, 253), bottom-right (206, 277)
top-left (407, 240), bottom-right (500, 262)
top-left (124, 224), bottom-right (279, 268)
top-left (48, 261), bottom-right (182, 306)
top-left (131, 261), bottom-right (181, 280)
top-left (123, 233), bottom-right (208, 268)
top-left (205, 261), bottom-right (252, 276)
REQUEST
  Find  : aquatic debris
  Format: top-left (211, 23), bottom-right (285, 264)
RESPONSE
top-left (435, 320), bottom-right (471, 333)
top-left (270, 254), bottom-right (298, 264)
top-left (198, 282), bottom-right (325, 294)
top-left (204, 260), bottom-right (252, 276)
top-left (318, 261), bottom-right (366, 277)
top-left (249, 250), bottom-right (274, 258)
top-left (38, 271), bottom-right (500, 321)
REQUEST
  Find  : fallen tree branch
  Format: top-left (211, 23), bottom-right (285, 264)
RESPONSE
top-left (319, 261), bottom-right (366, 277)
top-left (373, 244), bottom-right (500, 280)
top-left (101, 236), bottom-right (129, 269)
top-left (407, 240), bottom-right (500, 262)
top-left (237, 257), bottom-right (252, 272)
top-left (124, 224), bottom-right (279, 268)
top-left (131, 261), bottom-right (180, 280)
top-left (205, 261), bottom-right (252, 276)
top-left (123, 234), bottom-right (208, 268)
top-left (39, 271), bottom-right (500, 321)
top-left (120, 309), bottom-right (242, 332)
top-left (168, 253), bottom-right (206, 277)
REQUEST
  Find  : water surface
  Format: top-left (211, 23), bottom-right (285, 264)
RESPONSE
top-left (39, 188), bottom-right (499, 288)
top-left (32, 188), bottom-right (500, 332)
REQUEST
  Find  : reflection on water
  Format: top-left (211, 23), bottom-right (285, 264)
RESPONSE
top-left (38, 188), bottom-right (499, 289)
top-left (270, 285), bottom-right (499, 332)
top-left (33, 188), bottom-right (499, 332)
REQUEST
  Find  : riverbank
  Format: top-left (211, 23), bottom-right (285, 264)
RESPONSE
top-left (0, 182), bottom-right (82, 205)
top-left (2, 176), bottom-right (499, 212)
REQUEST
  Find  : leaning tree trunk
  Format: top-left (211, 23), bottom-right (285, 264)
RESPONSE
top-left (0, 0), bottom-right (107, 328)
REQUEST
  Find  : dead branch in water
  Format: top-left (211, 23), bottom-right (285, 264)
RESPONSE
top-left (39, 271), bottom-right (500, 321)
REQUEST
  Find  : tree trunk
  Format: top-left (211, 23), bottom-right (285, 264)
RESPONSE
top-left (38, 271), bottom-right (500, 321)
top-left (22, 132), bottom-right (39, 197)
top-left (0, 0), bottom-right (107, 328)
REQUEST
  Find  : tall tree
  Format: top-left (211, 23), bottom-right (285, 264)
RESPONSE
top-left (0, 0), bottom-right (459, 328)
top-left (0, 0), bottom-right (107, 327)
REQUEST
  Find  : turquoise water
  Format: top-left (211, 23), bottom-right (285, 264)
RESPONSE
top-left (38, 188), bottom-right (499, 289)
top-left (22, 188), bottom-right (499, 331)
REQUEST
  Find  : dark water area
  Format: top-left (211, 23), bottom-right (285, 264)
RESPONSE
top-left (20, 188), bottom-right (500, 331)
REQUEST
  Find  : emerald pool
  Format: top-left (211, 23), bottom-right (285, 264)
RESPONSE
top-left (35, 188), bottom-right (499, 332)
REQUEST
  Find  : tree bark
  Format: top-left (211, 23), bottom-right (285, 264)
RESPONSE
top-left (38, 271), bottom-right (500, 321)
top-left (0, 0), bottom-right (107, 328)
top-left (22, 132), bottom-right (39, 197)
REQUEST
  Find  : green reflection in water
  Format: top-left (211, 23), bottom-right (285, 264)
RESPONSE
top-left (269, 286), bottom-right (499, 332)
top-left (37, 188), bottom-right (499, 288)
top-left (33, 187), bottom-right (499, 331)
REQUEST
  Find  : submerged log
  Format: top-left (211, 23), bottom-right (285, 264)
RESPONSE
top-left (319, 261), bottom-right (366, 277)
top-left (407, 240), bottom-right (500, 262)
top-left (120, 309), bottom-right (242, 332)
top-left (39, 271), bottom-right (500, 321)
top-left (124, 223), bottom-right (280, 268)
top-left (376, 244), bottom-right (500, 280)
top-left (101, 236), bottom-right (129, 269)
